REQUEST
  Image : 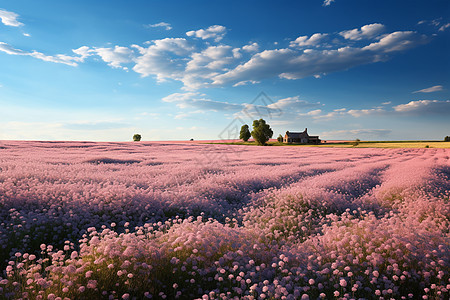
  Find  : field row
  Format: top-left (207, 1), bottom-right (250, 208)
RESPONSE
top-left (0, 141), bottom-right (449, 299)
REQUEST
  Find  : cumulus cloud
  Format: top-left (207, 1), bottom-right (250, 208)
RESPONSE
top-left (183, 45), bottom-right (241, 89)
top-left (339, 23), bottom-right (385, 40)
top-left (212, 30), bottom-right (427, 86)
top-left (145, 22), bottom-right (172, 30)
top-left (394, 100), bottom-right (450, 114)
top-left (0, 9), bottom-right (23, 27)
top-left (242, 42), bottom-right (259, 52)
top-left (92, 46), bottom-right (134, 69)
top-left (132, 38), bottom-right (194, 82)
top-left (412, 85), bottom-right (443, 93)
top-left (362, 31), bottom-right (428, 53)
top-left (186, 25), bottom-right (227, 42)
top-left (0, 42), bottom-right (85, 66)
top-left (0, 22), bottom-right (430, 91)
top-left (290, 33), bottom-right (328, 47)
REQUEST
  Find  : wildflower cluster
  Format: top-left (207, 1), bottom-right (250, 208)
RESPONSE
top-left (0, 141), bottom-right (448, 299)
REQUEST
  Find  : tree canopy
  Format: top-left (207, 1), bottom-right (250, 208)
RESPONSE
top-left (239, 124), bottom-right (251, 142)
top-left (133, 134), bottom-right (142, 141)
top-left (251, 119), bottom-right (273, 146)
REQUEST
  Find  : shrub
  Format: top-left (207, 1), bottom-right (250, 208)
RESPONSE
top-left (239, 125), bottom-right (251, 142)
top-left (133, 134), bottom-right (142, 141)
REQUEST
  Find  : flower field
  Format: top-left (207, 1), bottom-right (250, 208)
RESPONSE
top-left (0, 141), bottom-right (449, 299)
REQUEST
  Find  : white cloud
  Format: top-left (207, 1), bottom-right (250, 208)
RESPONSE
top-left (186, 25), bottom-right (227, 42)
top-left (145, 22), bottom-right (172, 30)
top-left (394, 100), bottom-right (450, 114)
top-left (290, 33), bottom-right (328, 47)
top-left (412, 85), bottom-right (443, 93)
top-left (72, 46), bottom-right (92, 60)
top-left (0, 22), bottom-right (430, 92)
top-left (417, 18), bottom-right (450, 32)
top-left (323, 0), bottom-right (335, 6)
top-left (0, 9), bottom-right (23, 27)
top-left (183, 45), bottom-right (241, 89)
top-left (212, 30), bottom-right (427, 86)
top-left (174, 113), bottom-right (190, 120)
top-left (162, 92), bottom-right (243, 111)
top-left (0, 42), bottom-right (85, 66)
top-left (267, 96), bottom-right (322, 111)
top-left (339, 23), bottom-right (385, 41)
top-left (92, 46), bottom-right (134, 69)
top-left (347, 108), bottom-right (385, 117)
top-left (362, 31), bottom-right (427, 53)
top-left (305, 109), bottom-right (322, 116)
top-left (382, 101), bottom-right (392, 105)
top-left (242, 42), bottom-right (259, 52)
top-left (439, 23), bottom-right (450, 32)
top-left (132, 38), bottom-right (194, 82)
top-left (23, 33), bottom-right (31, 37)
top-left (232, 80), bottom-right (260, 87)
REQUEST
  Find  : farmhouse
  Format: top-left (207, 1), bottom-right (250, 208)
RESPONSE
top-left (284, 128), bottom-right (320, 144)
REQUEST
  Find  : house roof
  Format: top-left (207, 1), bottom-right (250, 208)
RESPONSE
top-left (285, 132), bottom-right (308, 138)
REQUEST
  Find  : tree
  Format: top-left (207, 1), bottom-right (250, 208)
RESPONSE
top-left (445, 136), bottom-right (450, 142)
top-left (277, 134), bottom-right (283, 143)
top-left (133, 134), bottom-right (142, 141)
top-left (239, 124), bottom-right (251, 142)
top-left (251, 119), bottom-right (273, 146)
top-left (352, 138), bottom-right (360, 147)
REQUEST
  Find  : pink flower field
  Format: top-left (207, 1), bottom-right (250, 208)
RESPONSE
top-left (0, 141), bottom-right (449, 299)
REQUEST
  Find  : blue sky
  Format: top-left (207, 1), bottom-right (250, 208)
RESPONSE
top-left (0, 0), bottom-right (449, 141)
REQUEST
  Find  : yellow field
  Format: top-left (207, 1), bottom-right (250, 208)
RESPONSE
top-left (311, 141), bottom-right (450, 148)
top-left (206, 141), bottom-right (450, 148)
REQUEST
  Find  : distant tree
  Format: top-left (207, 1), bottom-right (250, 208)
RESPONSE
top-left (251, 119), bottom-right (273, 146)
top-left (239, 124), bottom-right (251, 142)
top-left (133, 134), bottom-right (142, 141)
top-left (277, 134), bottom-right (284, 143)
top-left (352, 138), bottom-right (360, 147)
top-left (445, 136), bottom-right (450, 142)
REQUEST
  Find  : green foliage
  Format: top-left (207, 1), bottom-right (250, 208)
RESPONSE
top-left (444, 136), bottom-right (450, 142)
top-left (239, 124), bottom-right (251, 142)
top-left (251, 119), bottom-right (273, 146)
top-left (352, 138), bottom-right (360, 147)
top-left (133, 134), bottom-right (142, 142)
top-left (425, 145), bottom-right (430, 148)
top-left (277, 134), bottom-right (283, 143)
